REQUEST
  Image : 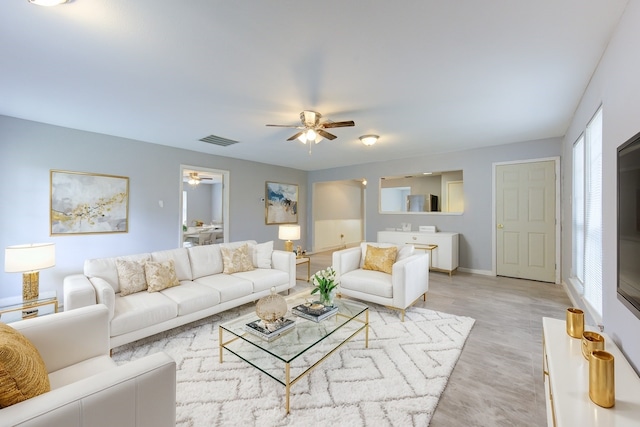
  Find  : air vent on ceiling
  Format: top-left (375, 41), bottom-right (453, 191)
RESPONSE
top-left (199, 134), bottom-right (239, 147)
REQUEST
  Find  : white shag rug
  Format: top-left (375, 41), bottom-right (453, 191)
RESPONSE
top-left (112, 302), bottom-right (475, 427)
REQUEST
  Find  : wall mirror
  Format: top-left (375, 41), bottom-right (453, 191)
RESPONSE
top-left (179, 165), bottom-right (230, 247)
top-left (379, 170), bottom-right (464, 214)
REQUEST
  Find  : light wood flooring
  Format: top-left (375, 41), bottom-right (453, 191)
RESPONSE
top-left (295, 250), bottom-right (571, 426)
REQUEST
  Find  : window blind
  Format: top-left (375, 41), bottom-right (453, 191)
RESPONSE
top-left (584, 108), bottom-right (603, 317)
top-left (573, 135), bottom-right (585, 286)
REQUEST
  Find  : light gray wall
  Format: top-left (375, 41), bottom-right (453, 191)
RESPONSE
top-left (308, 137), bottom-right (562, 274)
top-left (212, 183), bottom-right (223, 222)
top-left (184, 184), bottom-right (213, 225)
top-left (314, 180), bottom-right (363, 220)
top-left (0, 116), bottom-right (307, 300)
top-left (560, 1), bottom-right (640, 371)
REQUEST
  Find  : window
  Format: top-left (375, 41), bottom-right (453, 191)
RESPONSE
top-left (572, 107), bottom-right (603, 319)
top-left (572, 135), bottom-right (585, 287)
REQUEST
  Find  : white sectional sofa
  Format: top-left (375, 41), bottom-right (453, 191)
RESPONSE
top-left (2, 305), bottom-right (176, 427)
top-left (63, 240), bottom-right (295, 349)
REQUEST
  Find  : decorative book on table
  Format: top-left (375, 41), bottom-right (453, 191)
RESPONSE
top-left (292, 303), bottom-right (339, 322)
top-left (244, 318), bottom-right (295, 341)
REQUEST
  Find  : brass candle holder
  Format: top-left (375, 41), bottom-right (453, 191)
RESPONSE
top-left (582, 331), bottom-right (605, 360)
top-left (589, 350), bottom-right (615, 408)
top-left (566, 307), bottom-right (584, 338)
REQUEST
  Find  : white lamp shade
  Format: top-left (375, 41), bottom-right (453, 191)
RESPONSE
top-left (278, 225), bottom-right (300, 241)
top-left (5, 243), bottom-right (56, 273)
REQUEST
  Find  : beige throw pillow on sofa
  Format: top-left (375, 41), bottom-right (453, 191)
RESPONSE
top-left (363, 245), bottom-right (398, 274)
top-left (116, 259), bottom-right (147, 296)
top-left (221, 244), bottom-right (255, 274)
top-left (145, 260), bottom-right (180, 292)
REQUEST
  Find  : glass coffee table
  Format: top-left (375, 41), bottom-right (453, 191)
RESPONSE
top-left (219, 297), bottom-right (369, 413)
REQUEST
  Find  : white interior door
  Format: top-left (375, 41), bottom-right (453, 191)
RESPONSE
top-left (496, 160), bottom-right (556, 282)
top-left (446, 180), bottom-right (464, 212)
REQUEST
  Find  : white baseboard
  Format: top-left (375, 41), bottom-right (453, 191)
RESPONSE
top-left (457, 267), bottom-right (493, 276)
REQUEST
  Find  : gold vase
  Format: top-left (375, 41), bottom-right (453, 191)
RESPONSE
top-left (582, 331), bottom-right (605, 360)
top-left (566, 308), bottom-right (584, 338)
top-left (589, 350), bottom-right (615, 408)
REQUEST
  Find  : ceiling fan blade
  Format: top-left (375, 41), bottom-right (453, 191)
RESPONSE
top-left (287, 131), bottom-right (304, 141)
top-left (266, 124), bottom-right (301, 128)
top-left (322, 120), bottom-right (355, 129)
top-left (317, 129), bottom-right (337, 140)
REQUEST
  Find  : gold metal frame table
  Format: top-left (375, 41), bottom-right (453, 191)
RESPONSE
top-left (219, 297), bottom-right (369, 413)
top-left (0, 290), bottom-right (58, 323)
top-left (295, 256), bottom-right (311, 281)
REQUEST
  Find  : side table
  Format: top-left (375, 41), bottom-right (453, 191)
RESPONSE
top-left (414, 244), bottom-right (438, 269)
top-left (295, 256), bottom-right (311, 281)
top-left (0, 291), bottom-right (58, 323)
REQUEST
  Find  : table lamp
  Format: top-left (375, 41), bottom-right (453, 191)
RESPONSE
top-left (278, 225), bottom-right (300, 252)
top-left (5, 243), bottom-right (56, 303)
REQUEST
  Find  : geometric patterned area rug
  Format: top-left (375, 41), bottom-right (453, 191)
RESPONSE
top-left (112, 302), bottom-right (474, 427)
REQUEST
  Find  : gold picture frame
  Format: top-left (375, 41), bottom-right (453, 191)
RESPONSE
top-left (265, 181), bottom-right (298, 224)
top-left (50, 170), bottom-right (129, 235)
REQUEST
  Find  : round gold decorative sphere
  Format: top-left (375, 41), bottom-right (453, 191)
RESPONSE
top-left (256, 287), bottom-right (287, 323)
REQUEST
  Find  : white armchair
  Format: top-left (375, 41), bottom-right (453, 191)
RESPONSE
top-left (332, 243), bottom-right (429, 321)
top-left (1, 305), bottom-right (176, 427)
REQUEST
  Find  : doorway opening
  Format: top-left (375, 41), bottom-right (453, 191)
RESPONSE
top-left (312, 179), bottom-right (366, 253)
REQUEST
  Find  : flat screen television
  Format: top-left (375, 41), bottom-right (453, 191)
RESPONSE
top-left (617, 131), bottom-right (640, 320)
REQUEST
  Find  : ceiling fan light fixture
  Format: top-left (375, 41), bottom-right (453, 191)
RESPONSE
top-left (297, 129), bottom-right (322, 144)
top-left (187, 172), bottom-right (201, 186)
top-left (28, 0), bottom-right (69, 6)
top-left (360, 135), bottom-right (379, 146)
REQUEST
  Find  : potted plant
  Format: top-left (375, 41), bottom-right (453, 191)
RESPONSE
top-left (310, 267), bottom-right (339, 307)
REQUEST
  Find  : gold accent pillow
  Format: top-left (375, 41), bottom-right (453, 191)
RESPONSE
top-left (116, 259), bottom-right (147, 296)
top-left (221, 244), bottom-right (255, 274)
top-left (363, 245), bottom-right (398, 274)
top-left (0, 323), bottom-right (51, 408)
top-left (145, 260), bottom-right (180, 292)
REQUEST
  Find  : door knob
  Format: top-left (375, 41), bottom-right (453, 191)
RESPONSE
top-left (497, 224), bottom-right (504, 229)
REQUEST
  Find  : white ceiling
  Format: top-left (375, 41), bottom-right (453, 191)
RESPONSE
top-left (0, 1), bottom-right (628, 171)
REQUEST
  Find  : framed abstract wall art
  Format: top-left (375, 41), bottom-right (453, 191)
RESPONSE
top-left (265, 181), bottom-right (298, 224)
top-left (50, 170), bottom-right (129, 235)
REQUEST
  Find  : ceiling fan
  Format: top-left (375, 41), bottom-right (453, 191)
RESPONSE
top-left (186, 172), bottom-right (212, 186)
top-left (266, 110), bottom-right (355, 144)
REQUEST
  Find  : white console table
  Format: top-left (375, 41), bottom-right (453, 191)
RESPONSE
top-left (542, 317), bottom-right (640, 426)
top-left (377, 231), bottom-right (459, 275)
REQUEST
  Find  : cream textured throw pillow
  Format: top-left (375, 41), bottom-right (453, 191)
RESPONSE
top-left (396, 245), bottom-right (415, 262)
top-left (221, 244), bottom-right (255, 274)
top-left (116, 259), bottom-right (147, 296)
top-left (145, 260), bottom-right (180, 292)
top-left (251, 241), bottom-right (273, 269)
top-left (363, 244), bottom-right (398, 274)
top-left (0, 323), bottom-right (51, 408)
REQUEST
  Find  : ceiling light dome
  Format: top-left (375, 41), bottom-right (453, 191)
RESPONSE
top-left (359, 135), bottom-right (379, 146)
top-left (28, 0), bottom-right (69, 6)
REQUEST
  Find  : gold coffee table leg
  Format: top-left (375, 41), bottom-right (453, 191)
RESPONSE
top-left (365, 309), bottom-right (369, 348)
top-left (285, 362), bottom-right (291, 414)
top-left (219, 327), bottom-right (223, 363)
